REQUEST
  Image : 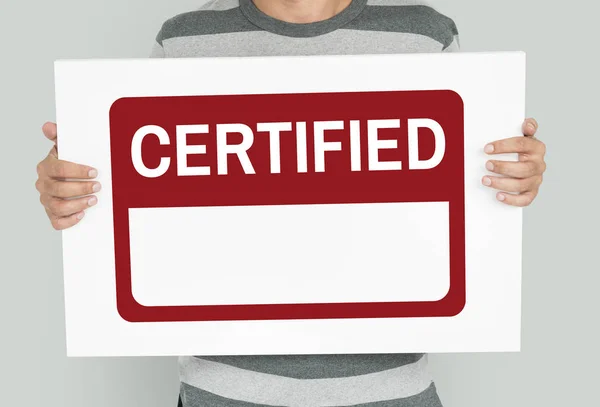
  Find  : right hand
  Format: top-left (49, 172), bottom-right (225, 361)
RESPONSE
top-left (35, 122), bottom-right (101, 230)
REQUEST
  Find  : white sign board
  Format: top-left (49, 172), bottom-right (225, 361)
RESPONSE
top-left (55, 52), bottom-right (524, 356)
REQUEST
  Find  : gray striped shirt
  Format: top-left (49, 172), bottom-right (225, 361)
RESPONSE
top-left (150, 1), bottom-right (459, 406)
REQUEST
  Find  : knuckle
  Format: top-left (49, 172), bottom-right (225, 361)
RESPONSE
top-left (35, 178), bottom-right (43, 192)
top-left (536, 175), bottom-right (544, 187)
top-left (523, 193), bottom-right (535, 206)
top-left (50, 219), bottom-right (62, 230)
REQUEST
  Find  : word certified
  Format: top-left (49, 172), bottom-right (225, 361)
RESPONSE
top-left (111, 90), bottom-right (463, 181)
top-left (131, 118), bottom-right (446, 178)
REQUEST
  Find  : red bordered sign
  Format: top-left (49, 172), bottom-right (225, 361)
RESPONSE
top-left (109, 89), bottom-right (465, 322)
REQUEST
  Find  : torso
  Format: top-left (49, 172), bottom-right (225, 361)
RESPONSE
top-left (151, 1), bottom-right (459, 406)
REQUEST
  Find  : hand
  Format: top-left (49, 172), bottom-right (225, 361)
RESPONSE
top-left (482, 118), bottom-right (546, 207)
top-left (35, 122), bottom-right (101, 230)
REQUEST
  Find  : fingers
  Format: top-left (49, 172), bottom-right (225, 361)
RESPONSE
top-left (42, 122), bottom-right (58, 143)
top-left (482, 118), bottom-right (545, 207)
top-left (522, 118), bottom-right (539, 137)
top-left (484, 136), bottom-right (545, 156)
top-left (485, 159), bottom-right (546, 179)
top-left (45, 207), bottom-right (85, 231)
top-left (496, 190), bottom-right (538, 208)
top-left (36, 178), bottom-right (101, 198)
top-left (482, 160), bottom-right (543, 206)
top-left (37, 153), bottom-right (98, 180)
top-left (482, 175), bottom-right (542, 193)
top-left (38, 122), bottom-right (101, 230)
top-left (40, 194), bottom-right (98, 217)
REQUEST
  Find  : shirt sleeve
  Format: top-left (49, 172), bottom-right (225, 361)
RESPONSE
top-left (442, 14), bottom-right (460, 52)
top-left (443, 34), bottom-right (461, 52)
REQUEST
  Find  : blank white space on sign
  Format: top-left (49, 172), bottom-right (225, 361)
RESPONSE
top-left (129, 202), bottom-right (449, 307)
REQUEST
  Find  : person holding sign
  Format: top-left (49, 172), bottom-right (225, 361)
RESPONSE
top-left (35, 1), bottom-right (547, 406)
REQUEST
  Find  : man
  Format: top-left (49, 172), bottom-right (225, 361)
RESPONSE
top-left (35, 1), bottom-right (547, 406)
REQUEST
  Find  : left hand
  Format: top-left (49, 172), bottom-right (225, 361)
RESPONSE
top-left (482, 118), bottom-right (546, 207)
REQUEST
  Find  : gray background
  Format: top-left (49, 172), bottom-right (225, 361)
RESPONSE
top-left (0, 0), bottom-right (598, 406)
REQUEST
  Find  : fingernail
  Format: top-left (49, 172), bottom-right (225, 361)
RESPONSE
top-left (497, 193), bottom-right (506, 202)
top-left (88, 168), bottom-right (98, 178)
top-left (484, 144), bottom-right (494, 153)
top-left (92, 183), bottom-right (101, 193)
top-left (88, 196), bottom-right (98, 206)
top-left (486, 161), bottom-right (494, 171)
top-left (76, 211), bottom-right (85, 220)
top-left (482, 177), bottom-right (492, 186)
top-left (527, 122), bottom-right (536, 132)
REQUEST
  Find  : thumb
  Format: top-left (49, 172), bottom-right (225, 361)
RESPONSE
top-left (42, 122), bottom-right (58, 143)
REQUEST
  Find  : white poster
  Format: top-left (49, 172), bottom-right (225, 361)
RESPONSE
top-left (55, 52), bottom-right (524, 356)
